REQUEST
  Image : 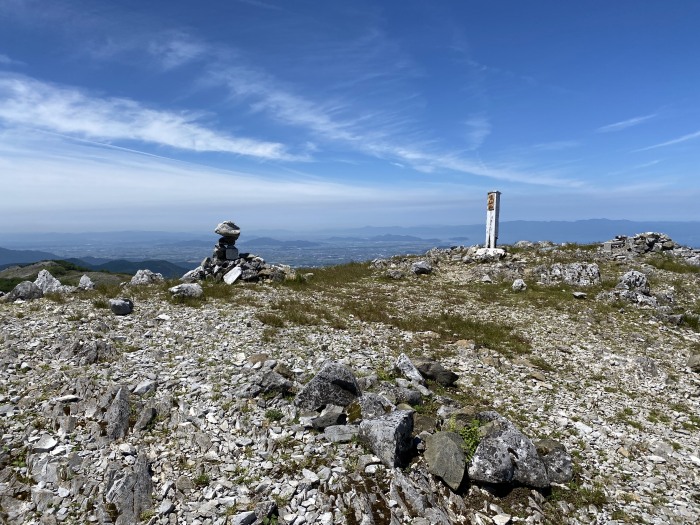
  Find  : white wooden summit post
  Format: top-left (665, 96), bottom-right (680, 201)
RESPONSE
top-left (485, 191), bottom-right (501, 248)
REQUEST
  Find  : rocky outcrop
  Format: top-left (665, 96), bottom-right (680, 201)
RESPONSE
top-left (3, 281), bottom-right (43, 302)
top-left (129, 269), bottom-right (164, 286)
top-left (537, 262), bottom-right (601, 286)
top-left (34, 269), bottom-right (74, 294)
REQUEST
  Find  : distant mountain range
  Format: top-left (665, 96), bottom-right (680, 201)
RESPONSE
top-left (0, 249), bottom-right (190, 278)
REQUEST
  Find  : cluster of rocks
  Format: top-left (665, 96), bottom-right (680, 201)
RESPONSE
top-left (370, 258), bottom-right (434, 279)
top-left (603, 232), bottom-right (700, 266)
top-left (534, 262), bottom-right (601, 287)
top-left (181, 221), bottom-right (294, 285)
top-left (603, 232), bottom-right (677, 255)
top-left (1, 270), bottom-right (95, 303)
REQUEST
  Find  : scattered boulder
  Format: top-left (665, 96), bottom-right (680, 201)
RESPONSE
top-left (411, 261), bottom-right (433, 275)
top-left (59, 339), bottom-right (118, 365)
top-left (109, 298), bottom-right (134, 315)
top-left (358, 409), bottom-right (414, 467)
top-left (687, 354), bottom-right (700, 373)
top-left (512, 278), bottom-right (527, 292)
top-left (295, 361), bottom-right (362, 411)
top-left (168, 283), bottom-right (203, 298)
top-left (424, 432), bottom-right (467, 491)
top-left (473, 248), bottom-right (506, 262)
top-left (395, 353), bottom-right (425, 385)
top-left (3, 281), bottom-right (43, 302)
top-left (354, 393), bottom-right (395, 421)
top-left (413, 358), bottom-right (458, 387)
top-left (34, 269), bottom-right (72, 294)
top-left (129, 269), bottom-right (164, 286)
top-left (78, 274), bottom-right (95, 290)
top-left (468, 411), bottom-right (549, 488)
top-left (385, 269), bottom-right (405, 280)
top-left (617, 270), bottom-right (650, 293)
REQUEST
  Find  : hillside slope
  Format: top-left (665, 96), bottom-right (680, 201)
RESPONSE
top-left (1, 234), bottom-right (699, 524)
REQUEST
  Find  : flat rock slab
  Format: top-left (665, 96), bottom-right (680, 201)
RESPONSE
top-left (424, 432), bottom-right (466, 491)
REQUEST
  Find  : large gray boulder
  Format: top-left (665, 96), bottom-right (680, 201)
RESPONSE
top-left (468, 411), bottom-right (549, 488)
top-left (687, 354), bottom-right (700, 373)
top-left (4, 281), bottom-right (43, 302)
top-left (295, 361), bottom-right (362, 411)
top-left (358, 409), bottom-right (414, 467)
top-left (109, 298), bottom-right (134, 315)
top-left (130, 269), bottom-right (164, 286)
top-left (424, 432), bottom-right (467, 491)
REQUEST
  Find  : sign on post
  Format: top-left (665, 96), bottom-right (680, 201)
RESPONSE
top-left (485, 191), bottom-right (501, 248)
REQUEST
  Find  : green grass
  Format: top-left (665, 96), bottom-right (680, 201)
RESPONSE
top-left (0, 277), bottom-right (24, 293)
top-left (647, 254), bottom-right (700, 274)
top-left (282, 261), bottom-right (374, 289)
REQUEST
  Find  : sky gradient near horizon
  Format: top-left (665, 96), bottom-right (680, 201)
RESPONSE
top-left (1, 1), bottom-right (699, 233)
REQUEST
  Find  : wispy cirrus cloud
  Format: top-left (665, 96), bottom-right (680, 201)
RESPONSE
top-left (464, 115), bottom-right (491, 150)
top-left (636, 130), bottom-right (700, 151)
top-left (211, 65), bottom-right (580, 187)
top-left (596, 113), bottom-right (656, 133)
top-left (0, 53), bottom-right (21, 66)
top-left (0, 73), bottom-right (298, 160)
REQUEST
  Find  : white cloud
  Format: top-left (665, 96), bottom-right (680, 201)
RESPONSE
top-left (0, 73), bottom-right (298, 160)
top-left (149, 36), bottom-right (207, 70)
top-left (212, 66), bottom-right (580, 187)
top-left (596, 113), bottom-right (656, 133)
top-left (0, 131), bottom-right (481, 232)
top-left (464, 115), bottom-right (491, 150)
top-left (636, 130), bottom-right (700, 151)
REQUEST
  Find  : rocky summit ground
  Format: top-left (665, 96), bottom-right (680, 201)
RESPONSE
top-left (1, 233), bottom-right (700, 525)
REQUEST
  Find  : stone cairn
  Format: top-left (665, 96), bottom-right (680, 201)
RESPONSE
top-left (181, 220), bottom-right (294, 284)
top-left (602, 232), bottom-right (700, 266)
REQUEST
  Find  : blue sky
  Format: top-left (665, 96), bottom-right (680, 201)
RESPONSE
top-left (0, 0), bottom-right (698, 233)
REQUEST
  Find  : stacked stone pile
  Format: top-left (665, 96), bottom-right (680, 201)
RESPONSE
top-left (181, 220), bottom-right (294, 284)
top-left (603, 232), bottom-right (700, 266)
